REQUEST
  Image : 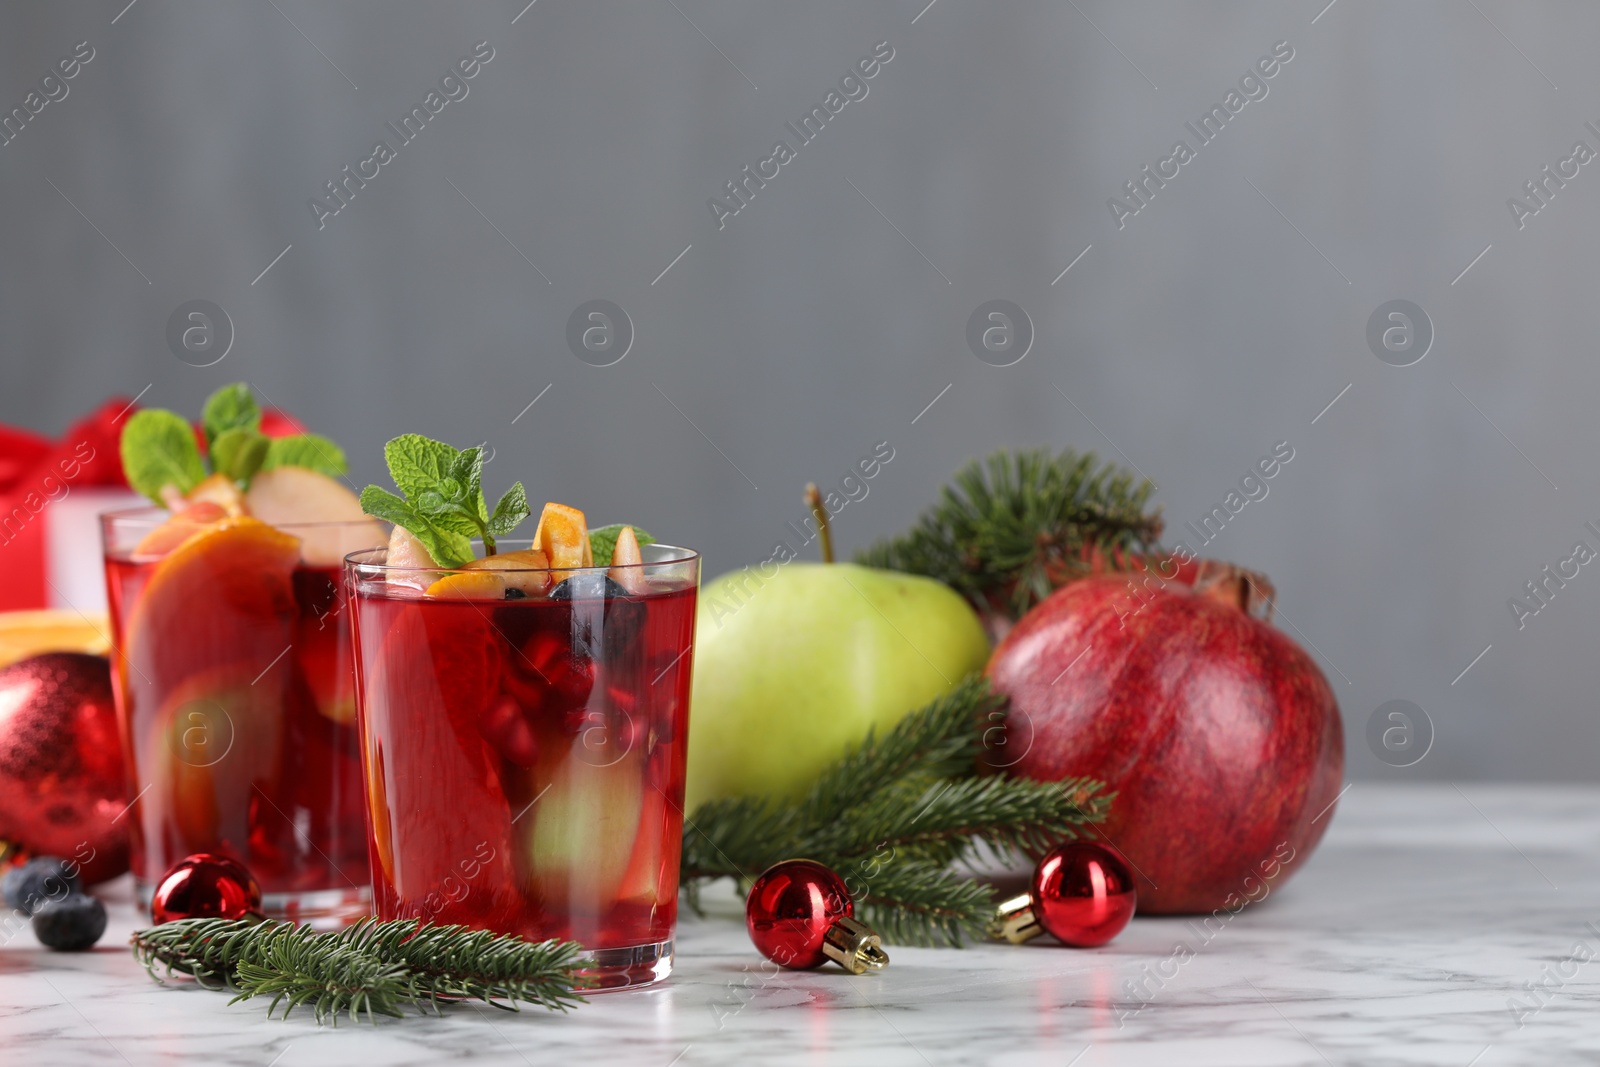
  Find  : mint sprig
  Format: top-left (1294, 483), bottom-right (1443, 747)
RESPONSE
top-left (359, 434), bottom-right (530, 567)
top-left (120, 382), bottom-right (350, 505)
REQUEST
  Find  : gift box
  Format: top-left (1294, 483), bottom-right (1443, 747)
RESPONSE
top-left (1, 398), bottom-right (143, 614)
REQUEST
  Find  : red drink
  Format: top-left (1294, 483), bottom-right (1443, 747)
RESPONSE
top-left (347, 543), bottom-right (698, 988)
top-left (101, 510), bottom-right (379, 927)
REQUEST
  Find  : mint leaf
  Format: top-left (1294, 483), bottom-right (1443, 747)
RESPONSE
top-left (589, 524), bottom-right (655, 567)
top-left (121, 409), bottom-right (206, 505)
top-left (384, 435), bottom-right (460, 503)
top-left (211, 428), bottom-right (269, 484)
top-left (358, 486), bottom-right (416, 527)
top-left (359, 486), bottom-right (473, 567)
top-left (487, 482), bottom-right (530, 537)
top-left (201, 383), bottom-right (261, 447)
top-left (453, 448), bottom-right (489, 523)
top-left (263, 434), bottom-right (349, 477)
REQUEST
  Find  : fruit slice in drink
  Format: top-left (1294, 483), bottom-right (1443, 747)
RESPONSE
top-left (148, 664), bottom-right (287, 853)
top-left (125, 518), bottom-right (300, 690)
top-left (121, 519), bottom-right (301, 864)
top-left (523, 749), bottom-right (645, 929)
top-left (363, 601), bottom-right (522, 930)
top-left (535, 503), bottom-right (592, 580)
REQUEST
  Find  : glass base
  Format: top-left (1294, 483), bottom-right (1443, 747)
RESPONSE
top-left (576, 939), bottom-right (674, 991)
top-left (136, 880), bottom-right (372, 931)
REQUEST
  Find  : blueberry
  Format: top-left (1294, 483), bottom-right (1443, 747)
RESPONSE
top-left (2, 857), bottom-right (81, 915)
top-left (549, 574), bottom-right (629, 601)
top-left (551, 575), bottom-right (643, 664)
top-left (32, 894), bottom-right (106, 951)
top-left (503, 587), bottom-right (528, 600)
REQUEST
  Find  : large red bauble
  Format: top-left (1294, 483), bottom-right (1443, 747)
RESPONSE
top-left (988, 572), bottom-right (1343, 914)
top-left (0, 653), bottom-right (129, 884)
top-left (150, 853), bottom-right (262, 924)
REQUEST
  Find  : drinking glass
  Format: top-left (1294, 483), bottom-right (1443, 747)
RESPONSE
top-left (101, 508), bottom-right (380, 927)
top-left (345, 540), bottom-right (698, 989)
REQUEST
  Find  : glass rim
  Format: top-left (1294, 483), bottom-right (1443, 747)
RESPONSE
top-left (344, 540), bottom-right (699, 574)
top-left (100, 504), bottom-right (386, 532)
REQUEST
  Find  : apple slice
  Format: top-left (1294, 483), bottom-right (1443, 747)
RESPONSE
top-left (244, 467), bottom-right (385, 567)
top-left (464, 548), bottom-right (553, 597)
top-left (608, 525), bottom-right (646, 594)
top-left (383, 526), bottom-right (439, 592)
top-left (534, 503), bottom-right (591, 581)
top-left (524, 752), bottom-right (644, 912)
top-left (426, 571), bottom-right (507, 599)
top-left (184, 472), bottom-right (247, 516)
top-left (147, 665), bottom-right (288, 851)
top-left (615, 778), bottom-right (672, 907)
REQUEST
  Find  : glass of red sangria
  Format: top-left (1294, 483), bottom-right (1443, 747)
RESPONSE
top-left (102, 384), bottom-right (382, 927)
top-left (346, 491), bottom-right (698, 990)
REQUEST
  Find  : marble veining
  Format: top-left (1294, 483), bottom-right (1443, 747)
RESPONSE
top-left (3, 783), bottom-right (1598, 1065)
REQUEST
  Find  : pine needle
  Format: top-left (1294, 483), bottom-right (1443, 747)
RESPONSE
top-left (856, 447), bottom-right (1162, 621)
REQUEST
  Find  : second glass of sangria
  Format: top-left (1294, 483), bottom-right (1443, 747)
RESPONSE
top-left (348, 484), bottom-right (698, 990)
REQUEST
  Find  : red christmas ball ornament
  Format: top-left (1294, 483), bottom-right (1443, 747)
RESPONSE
top-left (994, 841), bottom-right (1136, 948)
top-left (0, 653), bottom-right (129, 884)
top-left (745, 859), bottom-right (889, 974)
top-left (150, 853), bottom-right (263, 924)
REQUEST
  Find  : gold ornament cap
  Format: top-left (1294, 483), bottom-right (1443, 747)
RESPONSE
top-left (823, 915), bottom-right (891, 974)
top-left (990, 891), bottom-right (1046, 944)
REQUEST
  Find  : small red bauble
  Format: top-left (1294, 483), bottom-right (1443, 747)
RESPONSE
top-left (994, 841), bottom-right (1136, 947)
top-left (745, 859), bottom-right (889, 974)
top-left (150, 853), bottom-right (263, 924)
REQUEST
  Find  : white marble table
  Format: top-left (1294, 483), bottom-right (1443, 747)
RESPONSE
top-left (4, 784), bottom-right (1598, 1065)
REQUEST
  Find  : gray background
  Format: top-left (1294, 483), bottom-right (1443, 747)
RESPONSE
top-left (2, 1), bottom-right (1593, 780)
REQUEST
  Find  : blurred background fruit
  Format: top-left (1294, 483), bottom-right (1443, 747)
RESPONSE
top-left (685, 561), bottom-right (990, 811)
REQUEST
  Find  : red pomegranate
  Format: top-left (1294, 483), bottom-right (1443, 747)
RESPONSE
top-left (987, 565), bottom-right (1343, 914)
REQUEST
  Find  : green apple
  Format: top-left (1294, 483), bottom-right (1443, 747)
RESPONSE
top-left (685, 562), bottom-right (990, 811)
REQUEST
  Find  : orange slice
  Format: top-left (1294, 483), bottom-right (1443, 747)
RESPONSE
top-left (0, 610), bottom-right (111, 669)
top-left (425, 571), bottom-right (507, 599)
top-left (534, 502), bottom-right (590, 580)
top-left (125, 517), bottom-right (300, 697)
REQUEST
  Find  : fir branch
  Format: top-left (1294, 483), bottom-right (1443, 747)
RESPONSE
top-left (130, 918), bottom-right (585, 1023)
top-left (850, 860), bottom-right (998, 948)
top-left (679, 677), bottom-right (1002, 882)
top-left (680, 675), bottom-right (1113, 947)
top-left (338, 919), bottom-right (586, 1013)
top-left (856, 447), bottom-right (1163, 621)
top-left (817, 774), bottom-right (1112, 866)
